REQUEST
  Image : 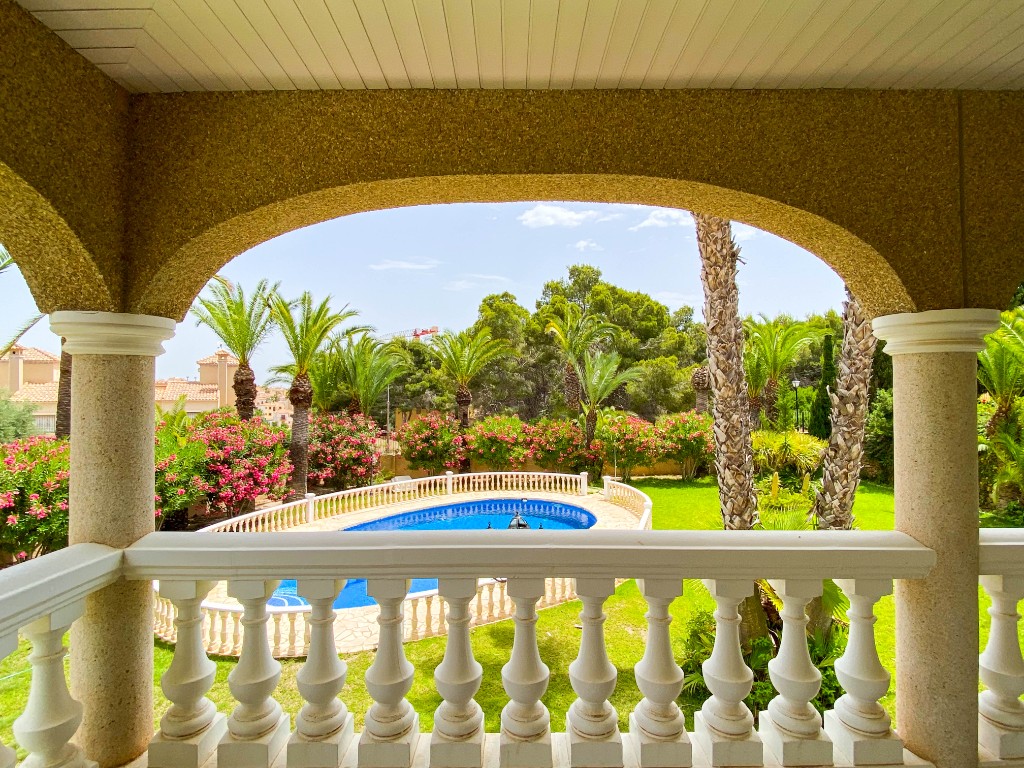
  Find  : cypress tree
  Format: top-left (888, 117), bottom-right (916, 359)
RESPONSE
top-left (809, 334), bottom-right (835, 439)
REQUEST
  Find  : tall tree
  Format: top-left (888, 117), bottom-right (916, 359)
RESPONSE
top-left (812, 292), bottom-right (877, 530)
top-left (693, 213), bottom-right (758, 530)
top-left (744, 315), bottom-right (819, 424)
top-left (429, 328), bottom-right (508, 429)
top-left (575, 350), bottom-right (642, 446)
top-left (809, 334), bottom-right (836, 439)
top-left (545, 304), bottom-right (617, 414)
top-left (271, 293), bottom-right (352, 496)
top-left (192, 279), bottom-right (279, 420)
top-left (55, 340), bottom-right (71, 438)
top-left (336, 336), bottom-right (408, 417)
top-left (978, 309), bottom-right (1024, 436)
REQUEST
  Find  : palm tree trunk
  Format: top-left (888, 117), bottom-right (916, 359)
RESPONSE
top-left (812, 290), bottom-right (877, 530)
top-left (694, 213), bottom-right (758, 530)
top-left (564, 362), bottom-right (581, 413)
top-left (456, 386), bottom-right (472, 472)
top-left (585, 406), bottom-right (598, 447)
top-left (233, 363), bottom-right (258, 420)
top-left (55, 340), bottom-right (71, 438)
top-left (288, 373), bottom-right (314, 497)
top-left (763, 378), bottom-right (779, 424)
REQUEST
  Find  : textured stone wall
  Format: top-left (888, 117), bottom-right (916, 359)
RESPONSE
top-left (0, 0), bottom-right (129, 312)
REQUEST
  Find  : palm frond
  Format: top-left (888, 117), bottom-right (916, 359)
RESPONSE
top-left (429, 328), bottom-right (509, 390)
top-left (0, 314), bottom-right (43, 358)
top-left (191, 279), bottom-right (279, 365)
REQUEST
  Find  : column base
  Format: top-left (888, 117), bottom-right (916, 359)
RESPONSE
top-left (288, 713), bottom-right (354, 767)
top-left (758, 712), bottom-right (833, 767)
top-left (628, 712), bottom-right (690, 768)
top-left (218, 712), bottom-right (290, 768)
top-left (359, 714), bottom-right (420, 768)
top-left (500, 730), bottom-right (553, 768)
top-left (566, 715), bottom-right (623, 768)
top-left (979, 714), bottom-right (1024, 760)
top-left (694, 712), bottom-right (763, 767)
top-left (430, 726), bottom-right (485, 768)
top-left (824, 711), bottom-right (903, 765)
top-left (149, 713), bottom-right (227, 768)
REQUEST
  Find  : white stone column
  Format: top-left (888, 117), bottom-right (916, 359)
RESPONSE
top-left (150, 581), bottom-right (226, 768)
top-left (630, 579), bottom-right (689, 768)
top-left (432, 578), bottom-right (485, 768)
top-left (289, 579), bottom-right (353, 767)
top-left (874, 308), bottom-right (999, 768)
top-left (49, 311), bottom-right (175, 767)
top-left (978, 574), bottom-right (1024, 759)
top-left (500, 578), bottom-right (552, 768)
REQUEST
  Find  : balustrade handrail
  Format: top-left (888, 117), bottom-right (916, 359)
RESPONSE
top-left (979, 528), bottom-right (1024, 574)
top-left (125, 529), bottom-right (935, 582)
top-left (0, 543), bottom-right (121, 641)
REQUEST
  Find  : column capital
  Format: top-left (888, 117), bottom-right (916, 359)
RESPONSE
top-left (873, 308), bottom-right (999, 355)
top-left (49, 311), bottom-right (175, 356)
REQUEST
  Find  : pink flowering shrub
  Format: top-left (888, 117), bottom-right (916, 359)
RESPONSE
top-left (598, 414), bottom-right (664, 482)
top-left (465, 414), bottom-right (528, 471)
top-left (658, 410), bottom-right (714, 479)
top-left (0, 436), bottom-right (70, 559)
top-left (186, 410), bottom-right (292, 517)
top-left (308, 412), bottom-right (382, 489)
top-left (154, 422), bottom-right (213, 526)
top-left (397, 411), bottom-right (465, 473)
top-left (526, 418), bottom-right (602, 474)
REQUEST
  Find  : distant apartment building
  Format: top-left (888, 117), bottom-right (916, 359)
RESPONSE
top-left (1, 346), bottom-right (292, 434)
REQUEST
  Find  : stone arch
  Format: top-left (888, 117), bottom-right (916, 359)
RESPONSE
top-left (0, 162), bottom-right (116, 314)
top-left (130, 173), bottom-right (913, 322)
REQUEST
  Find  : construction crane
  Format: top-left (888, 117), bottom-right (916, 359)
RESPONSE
top-left (380, 325), bottom-right (439, 341)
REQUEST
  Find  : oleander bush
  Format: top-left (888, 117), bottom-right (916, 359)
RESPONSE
top-left (658, 410), bottom-right (714, 479)
top-left (397, 411), bottom-right (465, 474)
top-left (598, 414), bottom-right (663, 482)
top-left (464, 414), bottom-right (528, 471)
top-left (526, 418), bottom-right (602, 475)
top-left (308, 411), bottom-right (382, 490)
top-left (0, 436), bottom-right (69, 561)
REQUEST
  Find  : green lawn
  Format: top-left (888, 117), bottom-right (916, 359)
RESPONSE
top-left (0, 478), bottom-right (1014, 755)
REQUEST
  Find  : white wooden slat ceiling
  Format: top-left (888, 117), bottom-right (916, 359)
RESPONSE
top-left (18, 0), bottom-right (1024, 94)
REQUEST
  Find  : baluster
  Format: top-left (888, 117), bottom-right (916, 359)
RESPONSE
top-left (218, 581), bottom-right (290, 766)
top-left (567, 578), bottom-right (621, 767)
top-left (232, 611), bottom-right (243, 654)
top-left (217, 610), bottom-right (230, 654)
top-left (760, 579), bottom-right (832, 766)
top-left (288, 613), bottom-right (299, 656)
top-left (304, 614), bottom-right (312, 655)
top-left (13, 602), bottom-right (97, 768)
top-left (151, 581), bottom-right (227, 768)
top-left (438, 596), bottom-right (447, 636)
top-left (0, 635), bottom-right (13, 768)
top-left (694, 580), bottom-right (763, 766)
top-left (432, 579), bottom-right (485, 767)
top-left (288, 580), bottom-right (353, 767)
top-left (630, 579), bottom-right (689, 767)
top-left (273, 613), bottom-right (283, 656)
top-left (488, 582), bottom-right (498, 621)
top-left (426, 595), bottom-right (436, 636)
top-left (978, 574), bottom-right (1024, 760)
top-left (476, 583), bottom-right (485, 622)
top-left (500, 578), bottom-right (552, 768)
top-left (410, 598), bottom-right (421, 641)
top-left (361, 579), bottom-right (418, 767)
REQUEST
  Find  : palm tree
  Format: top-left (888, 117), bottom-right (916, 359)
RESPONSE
top-left (191, 279), bottom-right (279, 420)
top-left (693, 213), bottom-right (758, 530)
top-left (429, 328), bottom-right (508, 429)
top-left (575, 350), bottom-right (641, 446)
top-left (336, 336), bottom-right (408, 416)
top-left (545, 304), bottom-right (617, 414)
top-left (271, 292), bottom-right (354, 496)
top-left (0, 247), bottom-right (43, 359)
top-left (744, 315), bottom-right (819, 425)
top-left (978, 309), bottom-right (1024, 436)
top-left (811, 291), bottom-right (877, 530)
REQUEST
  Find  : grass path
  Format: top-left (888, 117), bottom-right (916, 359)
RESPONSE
top-left (0, 478), bottom-right (1017, 754)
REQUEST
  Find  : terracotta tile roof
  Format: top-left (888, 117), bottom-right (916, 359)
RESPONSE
top-left (1, 346), bottom-right (59, 363)
top-left (196, 351), bottom-right (239, 365)
top-left (154, 378), bottom-right (219, 402)
top-left (10, 382), bottom-right (58, 403)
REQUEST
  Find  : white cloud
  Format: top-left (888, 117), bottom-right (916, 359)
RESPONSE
top-left (629, 208), bottom-right (694, 231)
top-left (443, 280), bottom-right (474, 292)
top-left (518, 204), bottom-right (601, 228)
top-left (573, 239), bottom-right (603, 252)
top-left (465, 273), bottom-right (510, 282)
top-left (368, 258), bottom-right (440, 271)
top-left (732, 223), bottom-right (762, 242)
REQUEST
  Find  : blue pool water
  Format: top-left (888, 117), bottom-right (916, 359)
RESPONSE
top-left (269, 498), bottom-right (595, 609)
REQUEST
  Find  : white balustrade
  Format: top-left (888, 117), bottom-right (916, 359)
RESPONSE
top-left (219, 580), bottom-right (290, 768)
top-left (0, 634), bottom-right (14, 768)
top-left (630, 579), bottom-right (689, 768)
top-left (13, 602), bottom-right (97, 768)
top-left (432, 578), bottom-right (485, 767)
top-left (694, 579), bottom-right (763, 766)
top-left (978, 574), bottom-right (1024, 760)
top-left (824, 579), bottom-right (904, 765)
top-left (760, 579), bottom-right (833, 767)
top-left (567, 577), bottom-right (622, 767)
top-left (361, 579), bottom-right (419, 767)
top-left (289, 579), bottom-right (353, 767)
top-left (500, 578), bottom-right (552, 768)
top-left (150, 580), bottom-right (226, 768)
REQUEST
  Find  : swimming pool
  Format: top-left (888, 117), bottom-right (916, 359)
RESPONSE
top-left (269, 498), bottom-right (596, 609)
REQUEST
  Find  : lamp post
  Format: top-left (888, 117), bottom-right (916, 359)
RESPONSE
top-left (792, 379), bottom-right (801, 431)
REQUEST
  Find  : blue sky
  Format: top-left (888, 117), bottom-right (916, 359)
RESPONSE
top-left (1, 202), bottom-right (845, 383)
